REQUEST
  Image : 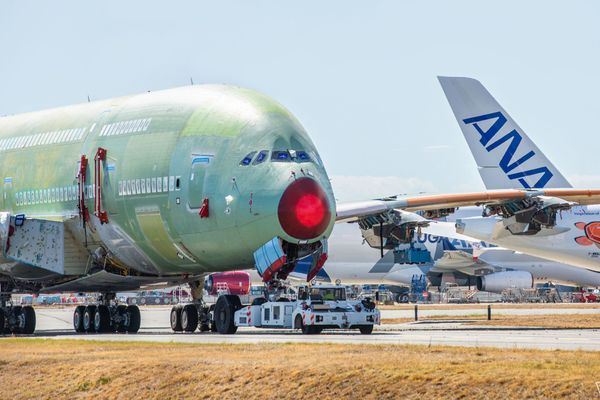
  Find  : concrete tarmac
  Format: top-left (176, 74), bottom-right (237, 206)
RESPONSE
top-left (2, 306), bottom-right (599, 351)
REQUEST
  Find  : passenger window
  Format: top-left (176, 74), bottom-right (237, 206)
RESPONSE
top-left (271, 151), bottom-right (291, 162)
top-left (253, 150), bottom-right (269, 165)
top-left (239, 151), bottom-right (257, 166)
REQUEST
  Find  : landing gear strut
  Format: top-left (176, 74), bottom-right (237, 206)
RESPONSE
top-left (72, 293), bottom-right (140, 334)
top-left (0, 284), bottom-right (36, 335)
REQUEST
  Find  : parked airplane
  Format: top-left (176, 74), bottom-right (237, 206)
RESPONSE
top-left (283, 218), bottom-right (600, 293)
top-left (2, 84), bottom-right (599, 335)
top-left (437, 76), bottom-right (600, 274)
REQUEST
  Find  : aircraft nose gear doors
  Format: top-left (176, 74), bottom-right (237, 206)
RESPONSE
top-left (253, 237), bottom-right (328, 283)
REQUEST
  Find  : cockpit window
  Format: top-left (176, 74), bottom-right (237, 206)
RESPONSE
top-left (271, 151), bottom-right (291, 162)
top-left (253, 150), bottom-right (269, 165)
top-left (239, 151), bottom-right (257, 166)
top-left (271, 150), bottom-right (313, 163)
top-left (296, 151), bottom-right (311, 162)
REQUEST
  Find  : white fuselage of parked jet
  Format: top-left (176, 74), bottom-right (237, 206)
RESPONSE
top-left (456, 205), bottom-right (600, 274)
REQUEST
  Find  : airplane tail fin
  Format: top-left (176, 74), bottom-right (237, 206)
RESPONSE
top-left (437, 76), bottom-right (571, 189)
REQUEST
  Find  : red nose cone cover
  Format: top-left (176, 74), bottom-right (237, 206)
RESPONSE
top-left (278, 177), bottom-right (331, 240)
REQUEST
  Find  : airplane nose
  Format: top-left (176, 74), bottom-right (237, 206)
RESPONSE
top-left (278, 177), bottom-right (332, 240)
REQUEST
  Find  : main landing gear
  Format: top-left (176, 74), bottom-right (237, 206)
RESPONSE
top-left (0, 285), bottom-right (36, 335)
top-left (72, 293), bottom-right (140, 334)
top-left (170, 280), bottom-right (216, 334)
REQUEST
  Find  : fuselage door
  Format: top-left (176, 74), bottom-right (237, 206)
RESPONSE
top-left (188, 154), bottom-right (210, 209)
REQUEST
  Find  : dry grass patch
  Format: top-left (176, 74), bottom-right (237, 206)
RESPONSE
top-left (382, 314), bottom-right (600, 328)
top-left (473, 314), bottom-right (600, 329)
top-left (378, 303), bottom-right (600, 310)
top-left (0, 339), bottom-right (599, 399)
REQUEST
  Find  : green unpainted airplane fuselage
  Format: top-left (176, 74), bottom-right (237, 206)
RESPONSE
top-left (0, 85), bottom-right (336, 279)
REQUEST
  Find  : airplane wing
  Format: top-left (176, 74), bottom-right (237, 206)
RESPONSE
top-left (335, 188), bottom-right (600, 222)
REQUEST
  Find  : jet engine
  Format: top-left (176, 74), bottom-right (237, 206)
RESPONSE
top-left (476, 271), bottom-right (533, 293)
top-left (358, 210), bottom-right (429, 247)
top-left (483, 196), bottom-right (573, 235)
top-left (204, 271), bottom-right (251, 296)
top-left (357, 210), bottom-right (432, 263)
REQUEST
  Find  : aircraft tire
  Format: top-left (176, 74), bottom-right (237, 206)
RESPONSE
top-left (21, 306), bottom-right (36, 334)
top-left (11, 306), bottom-right (22, 334)
top-left (170, 306), bottom-right (182, 332)
top-left (73, 306), bottom-right (86, 332)
top-left (116, 305), bottom-right (128, 333)
top-left (181, 305), bottom-right (198, 332)
top-left (0, 309), bottom-right (5, 335)
top-left (208, 305), bottom-right (217, 332)
top-left (83, 305), bottom-right (97, 333)
top-left (396, 294), bottom-right (409, 304)
top-left (126, 305), bottom-right (141, 333)
top-left (94, 305), bottom-right (111, 333)
top-left (214, 295), bottom-right (240, 334)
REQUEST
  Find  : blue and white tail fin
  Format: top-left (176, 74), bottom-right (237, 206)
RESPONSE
top-left (438, 76), bottom-right (571, 189)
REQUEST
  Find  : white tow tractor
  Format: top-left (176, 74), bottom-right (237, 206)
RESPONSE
top-left (230, 284), bottom-right (380, 334)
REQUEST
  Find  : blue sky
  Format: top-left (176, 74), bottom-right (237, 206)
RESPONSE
top-left (1, 1), bottom-right (599, 200)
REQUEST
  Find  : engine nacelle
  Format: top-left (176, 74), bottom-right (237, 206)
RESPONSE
top-left (476, 271), bottom-right (533, 293)
top-left (358, 210), bottom-right (429, 250)
top-left (204, 271), bottom-right (251, 296)
top-left (484, 196), bottom-right (573, 236)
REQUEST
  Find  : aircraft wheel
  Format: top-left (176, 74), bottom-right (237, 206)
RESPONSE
top-left (359, 325), bottom-right (374, 335)
top-left (181, 305), bottom-right (198, 333)
top-left (11, 306), bottom-right (22, 334)
top-left (214, 295), bottom-right (240, 334)
top-left (0, 309), bottom-right (5, 335)
top-left (170, 306), bottom-right (182, 332)
top-left (73, 306), bottom-right (86, 333)
top-left (126, 305), bottom-right (140, 333)
top-left (83, 305), bottom-right (97, 333)
top-left (396, 294), bottom-right (409, 303)
top-left (208, 305), bottom-right (217, 332)
top-left (116, 305), bottom-right (128, 333)
top-left (21, 306), bottom-right (36, 334)
top-left (94, 305), bottom-right (111, 333)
